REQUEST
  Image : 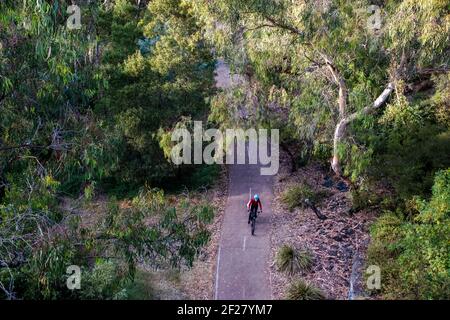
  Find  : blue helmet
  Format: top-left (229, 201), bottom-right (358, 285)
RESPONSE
top-left (254, 194), bottom-right (259, 201)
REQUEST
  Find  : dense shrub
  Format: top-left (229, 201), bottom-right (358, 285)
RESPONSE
top-left (0, 187), bottom-right (215, 299)
top-left (281, 184), bottom-right (312, 211)
top-left (0, 0), bottom-right (216, 300)
top-left (368, 169), bottom-right (450, 299)
top-left (285, 279), bottom-right (326, 300)
top-left (281, 182), bottom-right (327, 211)
top-left (350, 186), bottom-right (385, 212)
top-left (276, 245), bottom-right (314, 276)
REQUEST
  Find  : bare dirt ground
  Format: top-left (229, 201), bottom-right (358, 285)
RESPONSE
top-left (269, 150), bottom-right (378, 299)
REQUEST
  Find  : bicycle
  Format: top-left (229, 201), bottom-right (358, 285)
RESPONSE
top-left (248, 208), bottom-right (261, 236)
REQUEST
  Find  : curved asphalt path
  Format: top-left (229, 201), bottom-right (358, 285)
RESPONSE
top-left (214, 59), bottom-right (274, 299)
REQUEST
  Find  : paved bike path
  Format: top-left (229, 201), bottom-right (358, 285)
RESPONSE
top-left (214, 149), bottom-right (274, 299)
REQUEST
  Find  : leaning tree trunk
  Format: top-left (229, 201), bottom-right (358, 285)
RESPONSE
top-left (321, 54), bottom-right (349, 176)
top-left (331, 83), bottom-right (395, 176)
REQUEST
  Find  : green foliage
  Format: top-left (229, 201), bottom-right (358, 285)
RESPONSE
top-left (80, 260), bottom-right (130, 300)
top-left (1, 0), bottom-right (449, 300)
top-left (373, 91), bottom-right (450, 198)
top-left (366, 212), bottom-right (405, 298)
top-left (281, 182), bottom-right (326, 211)
top-left (14, 240), bottom-right (77, 299)
top-left (430, 73), bottom-right (450, 127)
top-left (197, 0), bottom-right (449, 188)
top-left (285, 279), bottom-right (326, 300)
top-left (95, 0), bottom-right (215, 187)
top-left (276, 245), bottom-right (313, 276)
top-left (0, 0), bottom-right (104, 195)
top-left (0, 0), bottom-right (218, 299)
top-left (396, 169), bottom-right (450, 299)
top-left (174, 165), bottom-right (221, 192)
top-left (123, 270), bottom-right (155, 300)
top-left (281, 183), bottom-right (313, 211)
top-left (385, 0), bottom-right (450, 67)
top-left (104, 188), bottom-right (215, 269)
top-left (0, 186), bottom-right (215, 299)
top-left (350, 186), bottom-right (382, 212)
top-left (195, 0), bottom-right (449, 300)
top-left (368, 170), bottom-right (450, 299)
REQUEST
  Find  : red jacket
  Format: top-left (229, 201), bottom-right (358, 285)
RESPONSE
top-left (247, 198), bottom-right (262, 211)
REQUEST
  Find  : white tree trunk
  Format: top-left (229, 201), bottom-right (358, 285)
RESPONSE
top-left (331, 83), bottom-right (395, 176)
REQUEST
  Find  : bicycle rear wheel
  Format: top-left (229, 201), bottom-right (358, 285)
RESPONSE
top-left (251, 218), bottom-right (255, 235)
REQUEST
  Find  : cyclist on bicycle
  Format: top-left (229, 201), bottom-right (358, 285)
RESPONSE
top-left (247, 194), bottom-right (262, 224)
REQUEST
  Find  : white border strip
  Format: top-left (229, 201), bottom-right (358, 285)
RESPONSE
top-left (214, 246), bottom-right (222, 300)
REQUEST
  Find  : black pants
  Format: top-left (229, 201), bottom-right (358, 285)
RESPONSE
top-left (248, 208), bottom-right (257, 222)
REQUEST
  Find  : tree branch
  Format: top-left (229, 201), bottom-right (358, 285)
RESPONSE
top-left (304, 198), bottom-right (327, 220)
top-left (262, 15), bottom-right (304, 36)
top-left (0, 144), bottom-right (46, 152)
top-left (320, 53), bottom-right (348, 117)
top-left (331, 83), bottom-right (395, 175)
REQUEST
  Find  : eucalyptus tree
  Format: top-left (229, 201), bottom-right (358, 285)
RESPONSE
top-left (194, 0), bottom-right (449, 177)
top-left (0, 0), bottom-right (216, 299)
top-left (194, 0), bottom-right (450, 300)
top-left (96, 0), bottom-right (215, 186)
top-left (0, 0), bottom-right (106, 299)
